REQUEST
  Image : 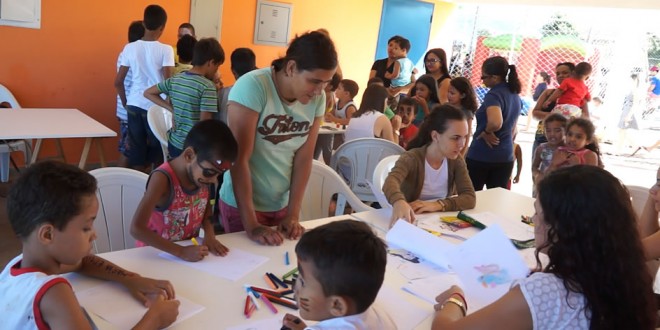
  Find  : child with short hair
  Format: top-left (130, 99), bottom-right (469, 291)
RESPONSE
top-left (384, 37), bottom-right (414, 89)
top-left (1, 161), bottom-right (179, 329)
top-left (281, 220), bottom-right (395, 329)
top-left (543, 62), bottom-right (592, 119)
top-left (325, 79), bottom-right (359, 127)
top-left (115, 4), bottom-right (175, 171)
top-left (115, 20), bottom-right (145, 167)
top-left (547, 118), bottom-right (601, 173)
top-left (144, 38), bottom-right (225, 158)
top-left (532, 113), bottom-right (567, 186)
top-left (173, 34), bottom-right (197, 75)
top-left (131, 120), bottom-right (238, 262)
top-left (391, 97), bottom-right (418, 149)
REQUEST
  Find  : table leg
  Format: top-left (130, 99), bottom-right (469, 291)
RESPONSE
top-left (30, 139), bottom-right (43, 165)
top-left (94, 138), bottom-right (106, 167)
top-left (79, 138), bottom-right (92, 169)
top-left (55, 139), bottom-right (66, 162)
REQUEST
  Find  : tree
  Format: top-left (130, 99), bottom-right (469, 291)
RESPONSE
top-left (540, 14), bottom-right (578, 38)
top-left (647, 32), bottom-right (660, 67)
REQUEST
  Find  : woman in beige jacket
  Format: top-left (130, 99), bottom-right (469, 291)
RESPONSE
top-left (384, 104), bottom-right (476, 226)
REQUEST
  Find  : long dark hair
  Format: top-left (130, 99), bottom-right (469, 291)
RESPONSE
top-left (424, 48), bottom-right (449, 76)
top-left (566, 118), bottom-right (603, 167)
top-left (449, 77), bottom-right (478, 114)
top-left (407, 104), bottom-right (466, 150)
top-left (353, 84), bottom-right (388, 118)
top-left (410, 74), bottom-right (440, 104)
top-left (536, 166), bottom-right (656, 329)
top-left (272, 31), bottom-right (337, 72)
top-left (482, 56), bottom-right (521, 94)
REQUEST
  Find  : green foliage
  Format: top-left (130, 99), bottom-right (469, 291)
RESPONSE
top-left (540, 14), bottom-right (578, 38)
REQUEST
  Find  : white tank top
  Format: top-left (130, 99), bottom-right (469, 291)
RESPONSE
top-left (0, 255), bottom-right (71, 330)
top-left (344, 111), bottom-right (384, 142)
top-left (335, 100), bottom-right (355, 119)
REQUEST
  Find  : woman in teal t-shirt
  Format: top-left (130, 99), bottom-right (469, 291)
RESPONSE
top-left (219, 31), bottom-right (338, 245)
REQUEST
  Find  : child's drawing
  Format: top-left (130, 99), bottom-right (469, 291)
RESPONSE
top-left (475, 264), bottom-right (511, 288)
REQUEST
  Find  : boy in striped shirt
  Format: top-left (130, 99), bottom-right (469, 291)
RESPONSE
top-left (145, 38), bottom-right (225, 158)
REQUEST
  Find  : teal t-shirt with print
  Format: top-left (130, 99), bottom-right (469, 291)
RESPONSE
top-left (219, 68), bottom-right (325, 211)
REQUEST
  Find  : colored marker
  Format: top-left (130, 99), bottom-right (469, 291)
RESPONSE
top-left (285, 251), bottom-right (290, 265)
top-left (264, 273), bottom-right (278, 289)
top-left (244, 285), bottom-right (260, 309)
top-left (243, 295), bottom-right (251, 317)
top-left (260, 292), bottom-right (279, 313)
top-left (265, 293), bottom-right (299, 310)
top-left (282, 267), bottom-right (298, 279)
top-left (246, 303), bottom-right (256, 318)
top-left (267, 272), bottom-right (289, 289)
top-left (191, 237), bottom-right (199, 246)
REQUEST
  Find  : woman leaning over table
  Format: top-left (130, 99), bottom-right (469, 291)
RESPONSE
top-left (219, 31), bottom-right (337, 246)
top-left (465, 56), bottom-right (521, 190)
top-left (431, 165), bottom-right (656, 330)
top-left (383, 104), bottom-right (475, 226)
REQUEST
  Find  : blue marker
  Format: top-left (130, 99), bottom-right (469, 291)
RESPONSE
top-left (285, 251), bottom-right (290, 266)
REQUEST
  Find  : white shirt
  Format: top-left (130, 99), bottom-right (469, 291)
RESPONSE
top-left (0, 255), bottom-right (70, 330)
top-left (419, 157), bottom-right (449, 201)
top-left (335, 100), bottom-right (355, 119)
top-left (119, 40), bottom-right (175, 110)
top-left (115, 50), bottom-right (133, 121)
top-left (344, 111), bottom-right (384, 142)
top-left (514, 272), bottom-right (589, 330)
top-left (305, 304), bottom-right (396, 330)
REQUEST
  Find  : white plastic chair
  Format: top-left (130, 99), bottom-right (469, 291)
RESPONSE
top-left (627, 185), bottom-right (649, 219)
top-left (300, 160), bottom-right (374, 221)
top-left (0, 83), bottom-right (31, 183)
top-left (147, 105), bottom-right (172, 161)
top-left (368, 155), bottom-right (401, 209)
top-left (90, 167), bottom-right (148, 253)
top-left (330, 138), bottom-right (404, 202)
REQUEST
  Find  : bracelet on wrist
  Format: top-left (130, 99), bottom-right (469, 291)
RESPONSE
top-left (442, 297), bottom-right (467, 317)
top-left (450, 292), bottom-right (468, 311)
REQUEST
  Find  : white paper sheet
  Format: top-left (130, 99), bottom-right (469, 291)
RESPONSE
top-left (464, 211), bottom-right (534, 241)
top-left (76, 282), bottom-right (204, 329)
top-left (448, 224), bottom-right (530, 311)
top-left (401, 273), bottom-right (461, 304)
top-left (386, 220), bottom-right (456, 270)
top-left (377, 284), bottom-right (430, 329)
top-left (387, 254), bottom-right (447, 280)
top-left (159, 248), bottom-right (269, 281)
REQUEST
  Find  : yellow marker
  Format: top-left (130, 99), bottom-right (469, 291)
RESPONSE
top-left (191, 237), bottom-right (199, 246)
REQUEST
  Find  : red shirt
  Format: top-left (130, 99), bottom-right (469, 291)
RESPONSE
top-left (399, 125), bottom-right (419, 149)
top-left (557, 77), bottom-right (590, 107)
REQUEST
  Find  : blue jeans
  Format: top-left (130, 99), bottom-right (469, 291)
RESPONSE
top-left (126, 106), bottom-right (163, 167)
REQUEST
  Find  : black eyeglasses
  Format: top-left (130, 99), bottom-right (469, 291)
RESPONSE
top-left (425, 59), bottom-right (441, 64)
top-left (480, 75), bottom-right (493, 80)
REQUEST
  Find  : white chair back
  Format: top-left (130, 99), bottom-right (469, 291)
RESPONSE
top-left (300, 160), bottom-right (374, 221)
top-left (627, 185), bottom-right (649, 219)
top-left (368, 155), bottom-right (401, 209)
top-left (90, 167), bottom-right (148, 253)
top-left (330, 138), bottom-right (404, 202)
top-left (0, 83), bottom-right (31, 183)
top-left (0, 83), bottom-right (20, 108)
top-left (147, 105), bottom-right (172, 161)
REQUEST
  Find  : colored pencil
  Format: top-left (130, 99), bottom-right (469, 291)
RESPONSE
top-left (267, 272), bottom-right (289, 289)
top-left (263, 273), bottom-right (278, 289)
top-left (260, 292), bottom-right (278, 313)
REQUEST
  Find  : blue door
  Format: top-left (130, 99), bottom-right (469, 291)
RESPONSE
top-left (375, 0), bottom-right (434, 67)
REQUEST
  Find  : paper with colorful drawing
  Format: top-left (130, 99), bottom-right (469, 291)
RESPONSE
top-left (448, 224), bottom-right (530, 311)
top-left (386, 220), bottom-right (456, 271)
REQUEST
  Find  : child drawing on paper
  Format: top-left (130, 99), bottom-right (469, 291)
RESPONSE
top-left (475, 264), bottom-right (511, 288)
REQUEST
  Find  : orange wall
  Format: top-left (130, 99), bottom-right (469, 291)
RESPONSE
top-left (0, 0), bottom-right (191, 165)
top-left (0, 0), bottom-right (455, 166)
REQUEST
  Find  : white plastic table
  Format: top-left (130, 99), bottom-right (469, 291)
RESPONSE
top-left (0, 108), bottom-right (116, 168)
